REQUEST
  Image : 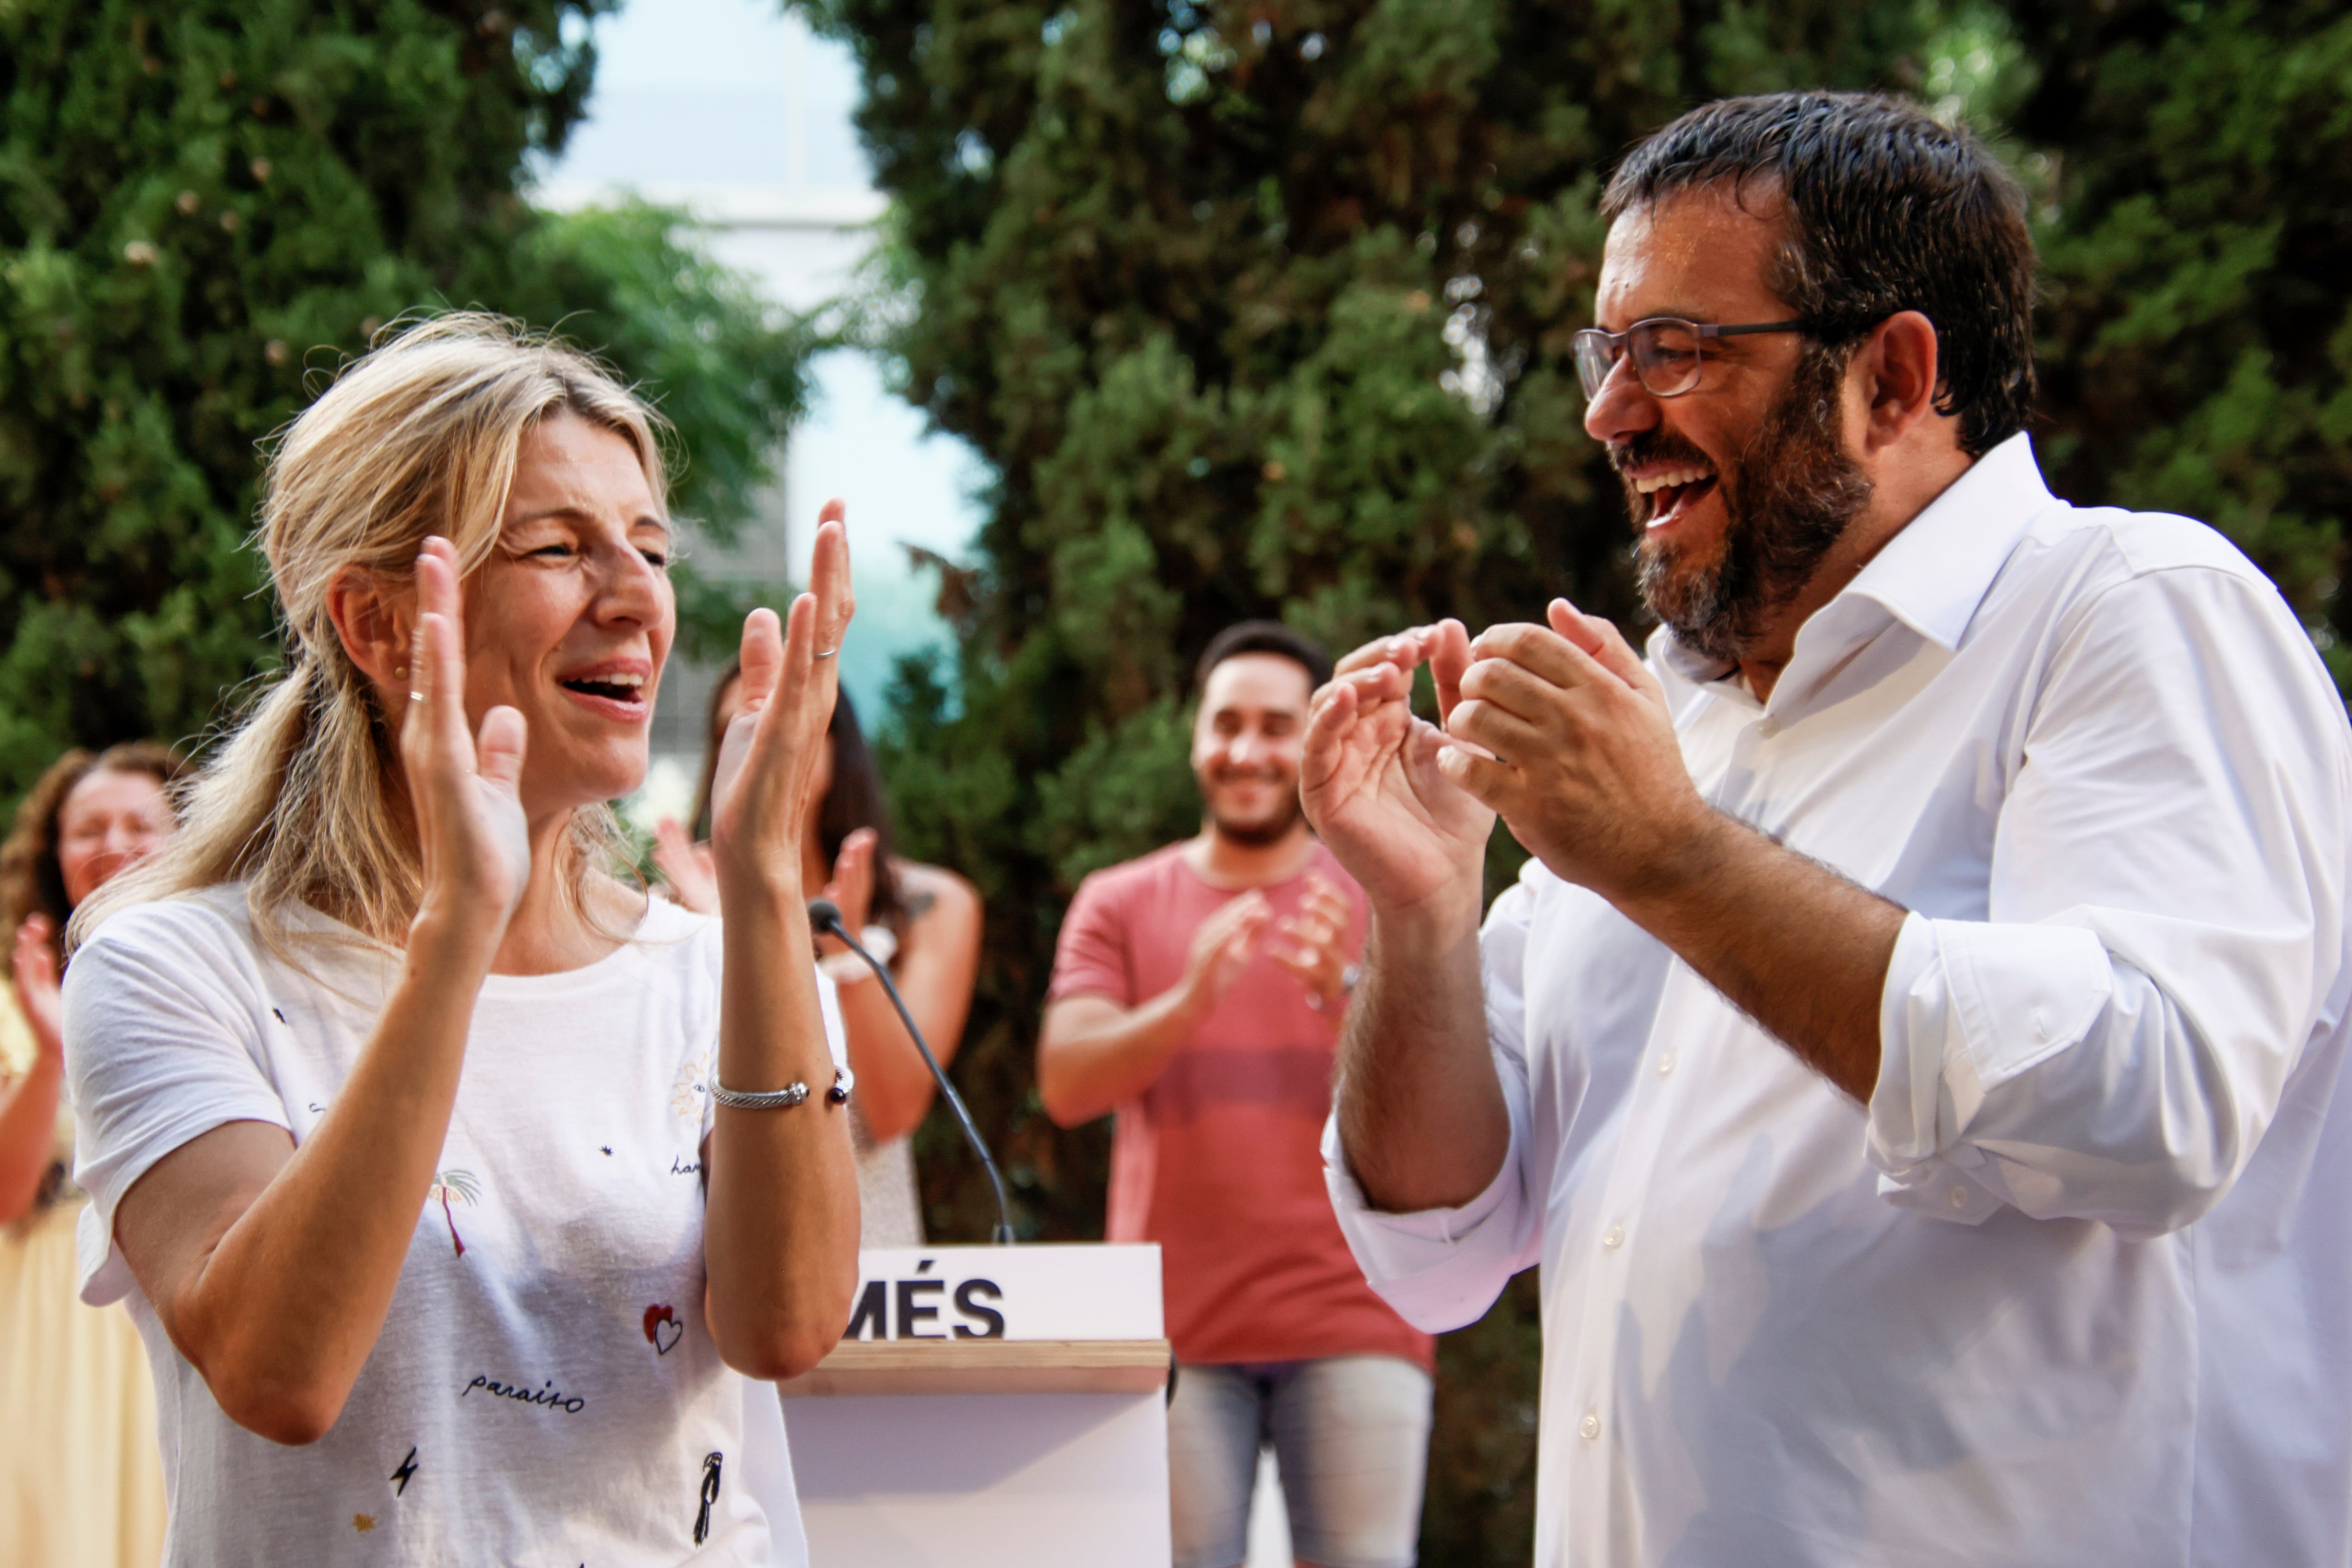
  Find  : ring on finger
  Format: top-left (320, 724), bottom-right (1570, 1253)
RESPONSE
top-left (814, 648), bottom-right (838, 660)
top-left (410, 691), bottom-right (425, 703)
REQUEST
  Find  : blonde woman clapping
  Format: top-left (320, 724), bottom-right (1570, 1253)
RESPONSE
top-left (63, 316), bottom-right (858, 1566)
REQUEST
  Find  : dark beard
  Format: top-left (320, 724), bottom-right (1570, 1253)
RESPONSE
top-left (1208, 787), bottom-right (1304, 848)
top-left (1626, 347), bottom-right (1875, 666)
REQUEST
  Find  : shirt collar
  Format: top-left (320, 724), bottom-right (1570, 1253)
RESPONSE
top-left (1654, 431), bottom-right (2056, 692)
top-left (1834, 430), bottom-right (2053, 652)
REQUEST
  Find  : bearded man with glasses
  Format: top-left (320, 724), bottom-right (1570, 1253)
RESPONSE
top-left (1304, 91), bottom-right (2352, 1567)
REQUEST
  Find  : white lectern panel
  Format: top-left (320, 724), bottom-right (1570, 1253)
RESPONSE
top-left (793, 1390), bottom-right (1169, 1565)
top-left (783, 1244), bottom-right (1172, 1568)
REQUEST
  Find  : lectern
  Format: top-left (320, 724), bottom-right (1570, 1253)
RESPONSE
top-left (774, 1243), bottom-right (1172, 1567)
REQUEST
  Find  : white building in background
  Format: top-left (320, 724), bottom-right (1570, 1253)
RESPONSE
top-left (535, 0), bottom-right (984, 819)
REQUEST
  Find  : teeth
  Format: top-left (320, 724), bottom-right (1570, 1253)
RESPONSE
top-left (1632, 465), bottom-right (1715, 495)
top-left (570, 672), bottom-right (644, 688)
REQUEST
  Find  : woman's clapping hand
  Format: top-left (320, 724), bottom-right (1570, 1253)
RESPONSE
top-left (10, 915), bottom-right (63, 1061)
top-left (707, 502), bottom-right (856, 899)
top-left (814, 828), bottom-right (879, 955)
top-left (403, 536), bottom-right (532, 945)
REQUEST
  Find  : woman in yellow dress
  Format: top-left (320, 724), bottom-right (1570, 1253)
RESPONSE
top-left (0, 742), bottom-right (183, 1566)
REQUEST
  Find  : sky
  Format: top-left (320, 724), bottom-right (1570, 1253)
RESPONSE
top-left (540, 0), bottom-right (987, 741)
top-left (557, 0), bottom-right (868, 190)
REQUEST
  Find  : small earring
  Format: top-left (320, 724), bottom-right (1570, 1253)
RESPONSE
top-left (394, 663), bottom-right (409, 681)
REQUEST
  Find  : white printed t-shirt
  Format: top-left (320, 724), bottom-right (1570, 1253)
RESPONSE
top-left (64, 884), bottom-right (843, 1567)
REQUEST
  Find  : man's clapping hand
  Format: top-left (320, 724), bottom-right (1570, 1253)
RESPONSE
top-left (1440, 600), bottom-right (1707, 902)
top-left (1300, 620), bottom-right (1494, 916)
top-left (1181, 890), bottom-right (1271, 1012)
top-left (1270, 870), bottom-right (1356, 1012)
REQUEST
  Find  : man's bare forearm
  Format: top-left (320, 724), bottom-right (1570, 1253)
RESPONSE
top-left (1037, 988), bottom-right (1202, 1127)
top-left (1611, 812), bottom-right (1906, 1102)
top-left (1337, 883), bottom-right (1509, 1213)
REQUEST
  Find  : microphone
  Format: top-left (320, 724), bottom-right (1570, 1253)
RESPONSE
top-left (809, 897), bottom-right (1016, 1245)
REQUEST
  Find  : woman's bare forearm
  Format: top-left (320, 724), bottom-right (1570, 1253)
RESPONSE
top-left (127, 918), bottom-right (492, 1444)
top-left (835, 983), bottom-right (931, 1140)
top-left (703, 881), bottom-right (860, 1380)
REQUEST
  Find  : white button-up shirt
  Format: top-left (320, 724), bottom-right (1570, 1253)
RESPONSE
top-left (1326, 435), bottom-right (2352, 1566)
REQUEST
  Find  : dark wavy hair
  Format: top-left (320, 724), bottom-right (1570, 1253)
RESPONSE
top-left (688, 662), bottom-right (903, 934)
top-left (1603, 91), bottom-right (2037, 458)
top-left (0, 740), bottom-right (190, 965)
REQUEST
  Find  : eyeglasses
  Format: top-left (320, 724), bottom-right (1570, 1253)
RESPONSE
top-left (1571, 317), bottom-right (1815, 400)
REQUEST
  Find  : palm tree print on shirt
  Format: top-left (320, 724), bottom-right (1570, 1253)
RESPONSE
top-left (672, 1052), bottom-right (710, 1126)
top-left (428, 1169), bottom-right (481, 1258)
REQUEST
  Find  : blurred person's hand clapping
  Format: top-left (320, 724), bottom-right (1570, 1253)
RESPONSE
top-left (652, 817), bottom-right (719, 915)
top-left (815, 827), bottom-right (879, 954)
top-left (1183, 890), bottom-right (1271, 1011)
top-left (1271, 870), bottom-right (1355, 1012)
top-left (9, 913), bottom-right (61, 1060)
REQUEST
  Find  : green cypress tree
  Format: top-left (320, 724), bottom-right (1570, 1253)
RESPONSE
top-left (810, 3), bottom-right (1953, 1557)
top-left (0, 1), bottom-right (811, 800)
top-left (2004, 0), bottom-right (2352, 680)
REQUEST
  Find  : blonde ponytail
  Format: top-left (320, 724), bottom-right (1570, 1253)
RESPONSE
top-left (72, 313), bottom-right (668, 960)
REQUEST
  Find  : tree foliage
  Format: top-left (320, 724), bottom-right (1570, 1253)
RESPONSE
top-left (2009, 0), bottom-right (2352, 679)
top-left (0, 0), bottom-right (811, 802)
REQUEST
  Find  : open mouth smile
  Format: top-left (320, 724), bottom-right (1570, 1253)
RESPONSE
top-left (1632, 463), bottom-right (1720, 530)
top-left (556, 661), bottom-right (653, 721)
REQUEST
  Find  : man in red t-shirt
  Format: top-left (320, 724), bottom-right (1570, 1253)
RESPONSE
top-left (1041, 622), bottom-right (1435, 1568)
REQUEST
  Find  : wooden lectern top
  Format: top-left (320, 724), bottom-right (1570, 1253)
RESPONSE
top-left (777, 1337), bottom-right (1174, 1398)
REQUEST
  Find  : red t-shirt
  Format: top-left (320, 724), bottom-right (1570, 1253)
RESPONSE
top-left (1049, 841), bottom-right (1435, 1371)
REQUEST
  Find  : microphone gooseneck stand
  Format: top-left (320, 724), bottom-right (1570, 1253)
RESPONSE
top-left (808, 897), bottom-right (1017, 1244)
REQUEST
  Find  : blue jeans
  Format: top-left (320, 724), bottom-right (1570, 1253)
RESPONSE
top-left (1168, 1355), bottom-right (1433, 1568)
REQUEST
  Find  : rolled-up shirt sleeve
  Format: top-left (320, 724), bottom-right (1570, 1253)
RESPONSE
top-left (1323, 877), bottom-right (1545, 1331)
top-left (1867, 559), bottom-right (2351, 1238)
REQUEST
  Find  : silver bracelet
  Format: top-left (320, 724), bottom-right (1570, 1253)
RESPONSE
top-left (710, 1066), bottom-right (855, 1111)
top-left (710, 1079), bottom-right (810, 1110)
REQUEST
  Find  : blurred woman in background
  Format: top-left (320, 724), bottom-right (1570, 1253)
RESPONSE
top-left (0, 740), bottom-right (183, 1568)
top-left (658, 670), bottom-right (980, 1245)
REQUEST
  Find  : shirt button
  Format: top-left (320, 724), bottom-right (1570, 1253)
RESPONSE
top-left (1948, 1185), bottom-right (1971, 1210)
top-left (1656, 1053), bottom-right (1677, 1077)
top-left (1579, 1411), bottom-right (1601, 1441)
top-left (1602, 1225), bottom-right (1624, 1252)
top-left (1757, 718), bottom-right (1779, 739)
top-left (2033, 1008), bottom-right (2053, 1041)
